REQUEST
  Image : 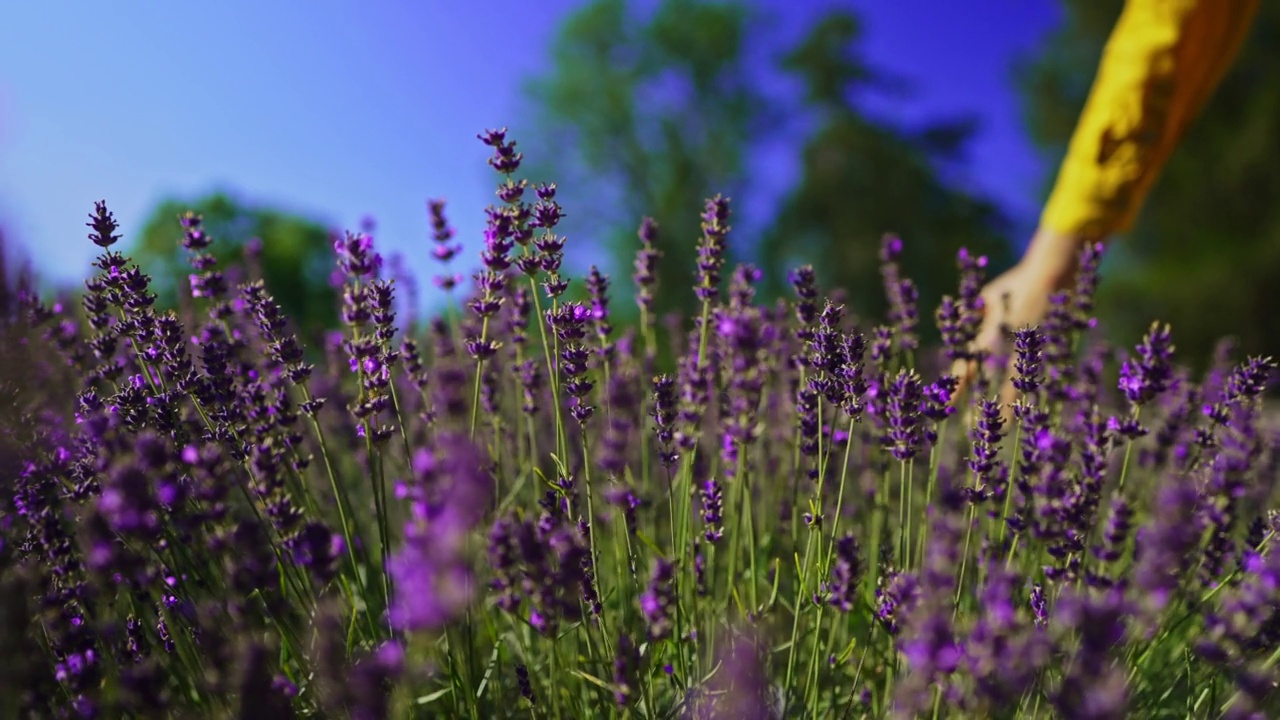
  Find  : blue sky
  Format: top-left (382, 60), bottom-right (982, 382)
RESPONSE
top-left (0, 0), bottom-right (1062, 309)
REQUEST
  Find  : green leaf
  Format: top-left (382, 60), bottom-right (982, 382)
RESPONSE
top-left (415, 688), bottom-right (452, 705)
top-left (571, 669), bottom-right (614, 692)
top-left (766, 558), bottom-right (782, 608)
top-left (634, 531), bottom-right (663, 555)
top-left (475, 642), bottom-right (502, 700)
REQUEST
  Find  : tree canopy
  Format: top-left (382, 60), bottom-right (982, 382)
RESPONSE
top-left (521, 0), bottom-right (776, 319)
top-left (759, 11), bottom-right (1015, 327)
top-left (522, 0), bottom-right (1015, 338)
top-left (132, 192), bottom-right (337, 339)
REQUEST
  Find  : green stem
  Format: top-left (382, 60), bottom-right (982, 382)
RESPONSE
top-left (803, 606), bottom-right (825, 712)
top-left (918, 420), bottom-right (949, 561)
top-left (821, 417), bottom-right (858, 572)
top-left (1004, 534), bottom-right (1022, 571)
top-left (389, 379), bottom-right (415, 465)
top-left (783, 395), bottom-right (832, 697)
top-left (790, 366), bottom-right (808, 553)
top-left (300, 386), bottom-right (376, 636)
top-left (726, 445), bottom-right (748, 611)
top-left (1129, 530), bottom-right (1277, 679)
top-left (953, 504), bottom-right (977, 620)
top-left (580, 432), bottom-right (610, 656)
top-left (784, 530), bottom-right (817, 694)
top-left (527, 272), bottom-right (566, 462)
top-left (365, 433), bottom-right (393, 624)
top-left (867, 471), bottom-right (888, 605)
top-left (898, 461), bottom-right (908, 569)
top-left (745, 467), bottom-right (760, 612)
top-left (468, 316), bottom-right (491, 437)
top-left (998, 419), bottom-right (1024, 547)
top-left (1116, 408), bottom-right (1142, 493)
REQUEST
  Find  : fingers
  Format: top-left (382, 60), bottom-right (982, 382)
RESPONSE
top-left (973, 288), bottom-right (1009, 358)
top-left (999, 354), bottom-right (1020, 416)
top-left (950, 357), bottom-right (975, 406)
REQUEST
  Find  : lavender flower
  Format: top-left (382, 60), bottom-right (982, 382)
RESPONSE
top-left (1051, 588), bottom-right (1130, 719)
top-left (334, 231), bottom-right (382, 278)
top-left (86, 201), bottom-right (121, 248)
top-left (937, 248), bottom-right (987, 362)
top-left (288, 521), bottom-right (344, 586)
top-left (880, 234), bottom-right (919, 353)
top-left (790, 265), bottom-right (820, 360)
top-left (796, 386), bottom-right (820, 463)
top-left (515, 664), bottom-right (536, 705)
top-left (586, 265), bottom-right (613, 355)
top-left (1092, 496), bottom-right (1133, 565)
top-left (1200, 549), bottom-right (1280, 669)
top-left (242, 280), bottom-right (310, 382)
top-left (1029, 583), bottom-right (1047, 629)
top-left (1118, 321), bottom-right (1175, 407)
top-left (478, 127), bottom-right (523, 175)
top-left (427, 198), bottom-right (462, 288)
top-left (612, 633), bottom-right (639, 707)
top-left (1040, 293), bottom-right (1078, 401)
top-left (6, 113), bottom-right (1279, 720)
top-left (719, 301), bottom-right (767, 465)
top-left (633, 216), bottom-right (661, 311)
top-left (640, 558), bottom-right (676, 640)
top-left (825, 533), bottom-right (863, 613)
top-left (1070, 241), bottom-right (1105, 331)
top-left (966, 398), bottom-right (1006, 504)
top-left (98, 460), bottom-right (160, 538)
top-left (1132, 472), bottom-right (1201, 614)
top-left (962, 563), bottom-right (1051, 711)
top-left (346, 641), bottom-right (404, 720)
top-left (705, 630), bottom-right (773, 720)
top-left (388, 434), bottom-right (493, 632)
top-left (487, 509), bottom-right (592, 636)
top-left (935, 295), bottom-right (962, 360)
top-left (548, 303), bottom-right (595, 424)
top-left (694, 195), bottom-right (731, 302)
top-left (838, 331), bottom-right (868, 418)
top-left (701, 477), bottom-right (724, 543)
top-left (877, 369), bottom-right (925, 462)
top-left (1011, 328), bottom-right (1044, 396)
top-left (1202, 356), bottom-right (1277, 440)
top-left (807, 301), bottom-right (847, 407)
top-left (869, 325), bottom-right (893, 366)
top-left (675, 352), bottom-right (712, 452)
top-left (651, 374), bottom-right (679, 468)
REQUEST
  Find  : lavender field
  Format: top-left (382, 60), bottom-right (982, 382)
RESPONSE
top-left (2, 129), bottom-right (1278, 719)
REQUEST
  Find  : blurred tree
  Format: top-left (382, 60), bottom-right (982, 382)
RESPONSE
top-left (758, 11), bottom-right (1016, 329)
top-left (523, 1), bottom-right (1014, 341)
top-left (133, 192), bottom-right (338, 339)
top-left (520, 0), bottom-right (778, 320)
top-left (1017, 2), bottom-right (1280, 364)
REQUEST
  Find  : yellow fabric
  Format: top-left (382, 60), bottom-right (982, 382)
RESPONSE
top-left (1040, 0), bottom-right (1259, 238)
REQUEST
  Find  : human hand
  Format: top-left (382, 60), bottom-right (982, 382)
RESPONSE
top-left (952, 227), bottom-right (1089, 408)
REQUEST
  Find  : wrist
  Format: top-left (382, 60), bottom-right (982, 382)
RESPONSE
top-left (1022, 227), bottom-right (1089, 288)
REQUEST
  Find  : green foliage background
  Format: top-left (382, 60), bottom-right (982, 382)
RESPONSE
top-left (117, 0), bottom-right (1279, 366)
top-left (758, 11), bottom-right (1015, 327)
top-left (520, 0), bottom-right (1015, 340)
top-left (132, 192), bottom-right (337, 340)
top-left (520, 0), bottom-right (774, 320)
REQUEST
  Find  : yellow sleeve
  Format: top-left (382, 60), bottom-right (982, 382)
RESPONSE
top-left (1040, 0), bottom-right (1258, 238)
